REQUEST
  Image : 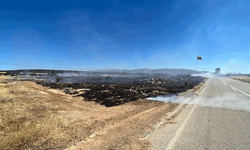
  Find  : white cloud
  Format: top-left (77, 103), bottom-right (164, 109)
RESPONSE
top-left (221, 58), bottom-right (250, 74)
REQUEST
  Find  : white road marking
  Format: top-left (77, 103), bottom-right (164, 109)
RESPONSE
top-left (230, 87), bottom-right (237, 91)
top-left (227, 85), bottom-right (237, 91)
top-left (221, 80), bottom-right (227, 85)
top-left (220, 79), bottom-right (250, 98)
top-left (165, 97), bottom-right (192, 120)
top-left (227, 83), bottom-right (250, 97)
top-left (165, 81), bottom-right (207, 120)
top-left (165, 78), bottom-right (211, 150)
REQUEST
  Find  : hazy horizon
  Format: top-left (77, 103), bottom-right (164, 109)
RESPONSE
top-left (0, 67), bottom-right (204, 72)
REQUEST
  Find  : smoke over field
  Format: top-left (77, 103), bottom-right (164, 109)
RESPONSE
top-left (0, 71), bottom-right (205, 149)
top-left (148, 78), bottom-right (250, 112)
top-left (5, 69), bottom-right (207, 107)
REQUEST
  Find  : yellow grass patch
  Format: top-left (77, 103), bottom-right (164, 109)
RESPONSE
top-left (0, 77), bottom-right (86, 149)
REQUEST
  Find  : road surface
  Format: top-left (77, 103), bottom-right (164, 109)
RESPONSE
top-left (149, 77), bottom-right (250, 150)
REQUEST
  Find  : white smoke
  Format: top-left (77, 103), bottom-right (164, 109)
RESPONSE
top-left (57, 72), bottom-right (90, 77)
top-left (147, 92), bottom-right (250, 112)
top-left (191, 72), bottom-right (222, 78)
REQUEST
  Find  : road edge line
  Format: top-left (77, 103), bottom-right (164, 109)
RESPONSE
top-left (165, 77), bottom-right (211, 150)
top-left (165, 78), bottom-right (209, 120)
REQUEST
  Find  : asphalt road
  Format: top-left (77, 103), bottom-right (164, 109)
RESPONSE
top-left (149, 77), bottom-right (250, 150)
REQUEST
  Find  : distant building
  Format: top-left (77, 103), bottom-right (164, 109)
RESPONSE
top-left (215, 68), bottom-right (220, 75)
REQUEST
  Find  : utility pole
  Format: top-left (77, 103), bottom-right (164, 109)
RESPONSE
top-left (197, 56), bottom-right (202, 71)
top-left (196, 59), bottom-right (198, 71)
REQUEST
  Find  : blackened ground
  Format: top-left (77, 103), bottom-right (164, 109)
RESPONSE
top-left (32, 75), bottom-right (206, 107)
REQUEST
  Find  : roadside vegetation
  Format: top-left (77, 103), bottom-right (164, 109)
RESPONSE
top-left (0, 75), bottom-right (191, 149)
top-left (0, 76), bottom-right (86, 149)
top-left (230, 76), bottom-right (250, 83)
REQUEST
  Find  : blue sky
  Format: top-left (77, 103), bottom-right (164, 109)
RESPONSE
top-left (1, 0), bottom-right (250, 73)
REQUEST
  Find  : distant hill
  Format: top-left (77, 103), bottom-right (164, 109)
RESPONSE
top-left (0, 68), bottom-right (207, 75)
top-left (94, 68), bottom-right (206, 75)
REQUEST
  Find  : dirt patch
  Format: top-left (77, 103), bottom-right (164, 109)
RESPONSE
top-left (68, 101), bottom-right (178, 150)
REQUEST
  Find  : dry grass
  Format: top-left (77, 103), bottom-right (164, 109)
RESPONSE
top-left (230, 76), bottom-right (250, 83)
top-left (0, 77), bottom-right (86, 149)
top-left (0, 76), bottom-right (181, 149)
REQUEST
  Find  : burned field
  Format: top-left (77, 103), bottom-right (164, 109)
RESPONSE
top-left (21, 74), bottom-right (206, 107)
top-left (1, 71), bottom-right (207, 149)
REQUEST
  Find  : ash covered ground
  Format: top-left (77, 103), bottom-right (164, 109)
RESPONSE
top-left (6, 69), bottom-right (206, 107)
